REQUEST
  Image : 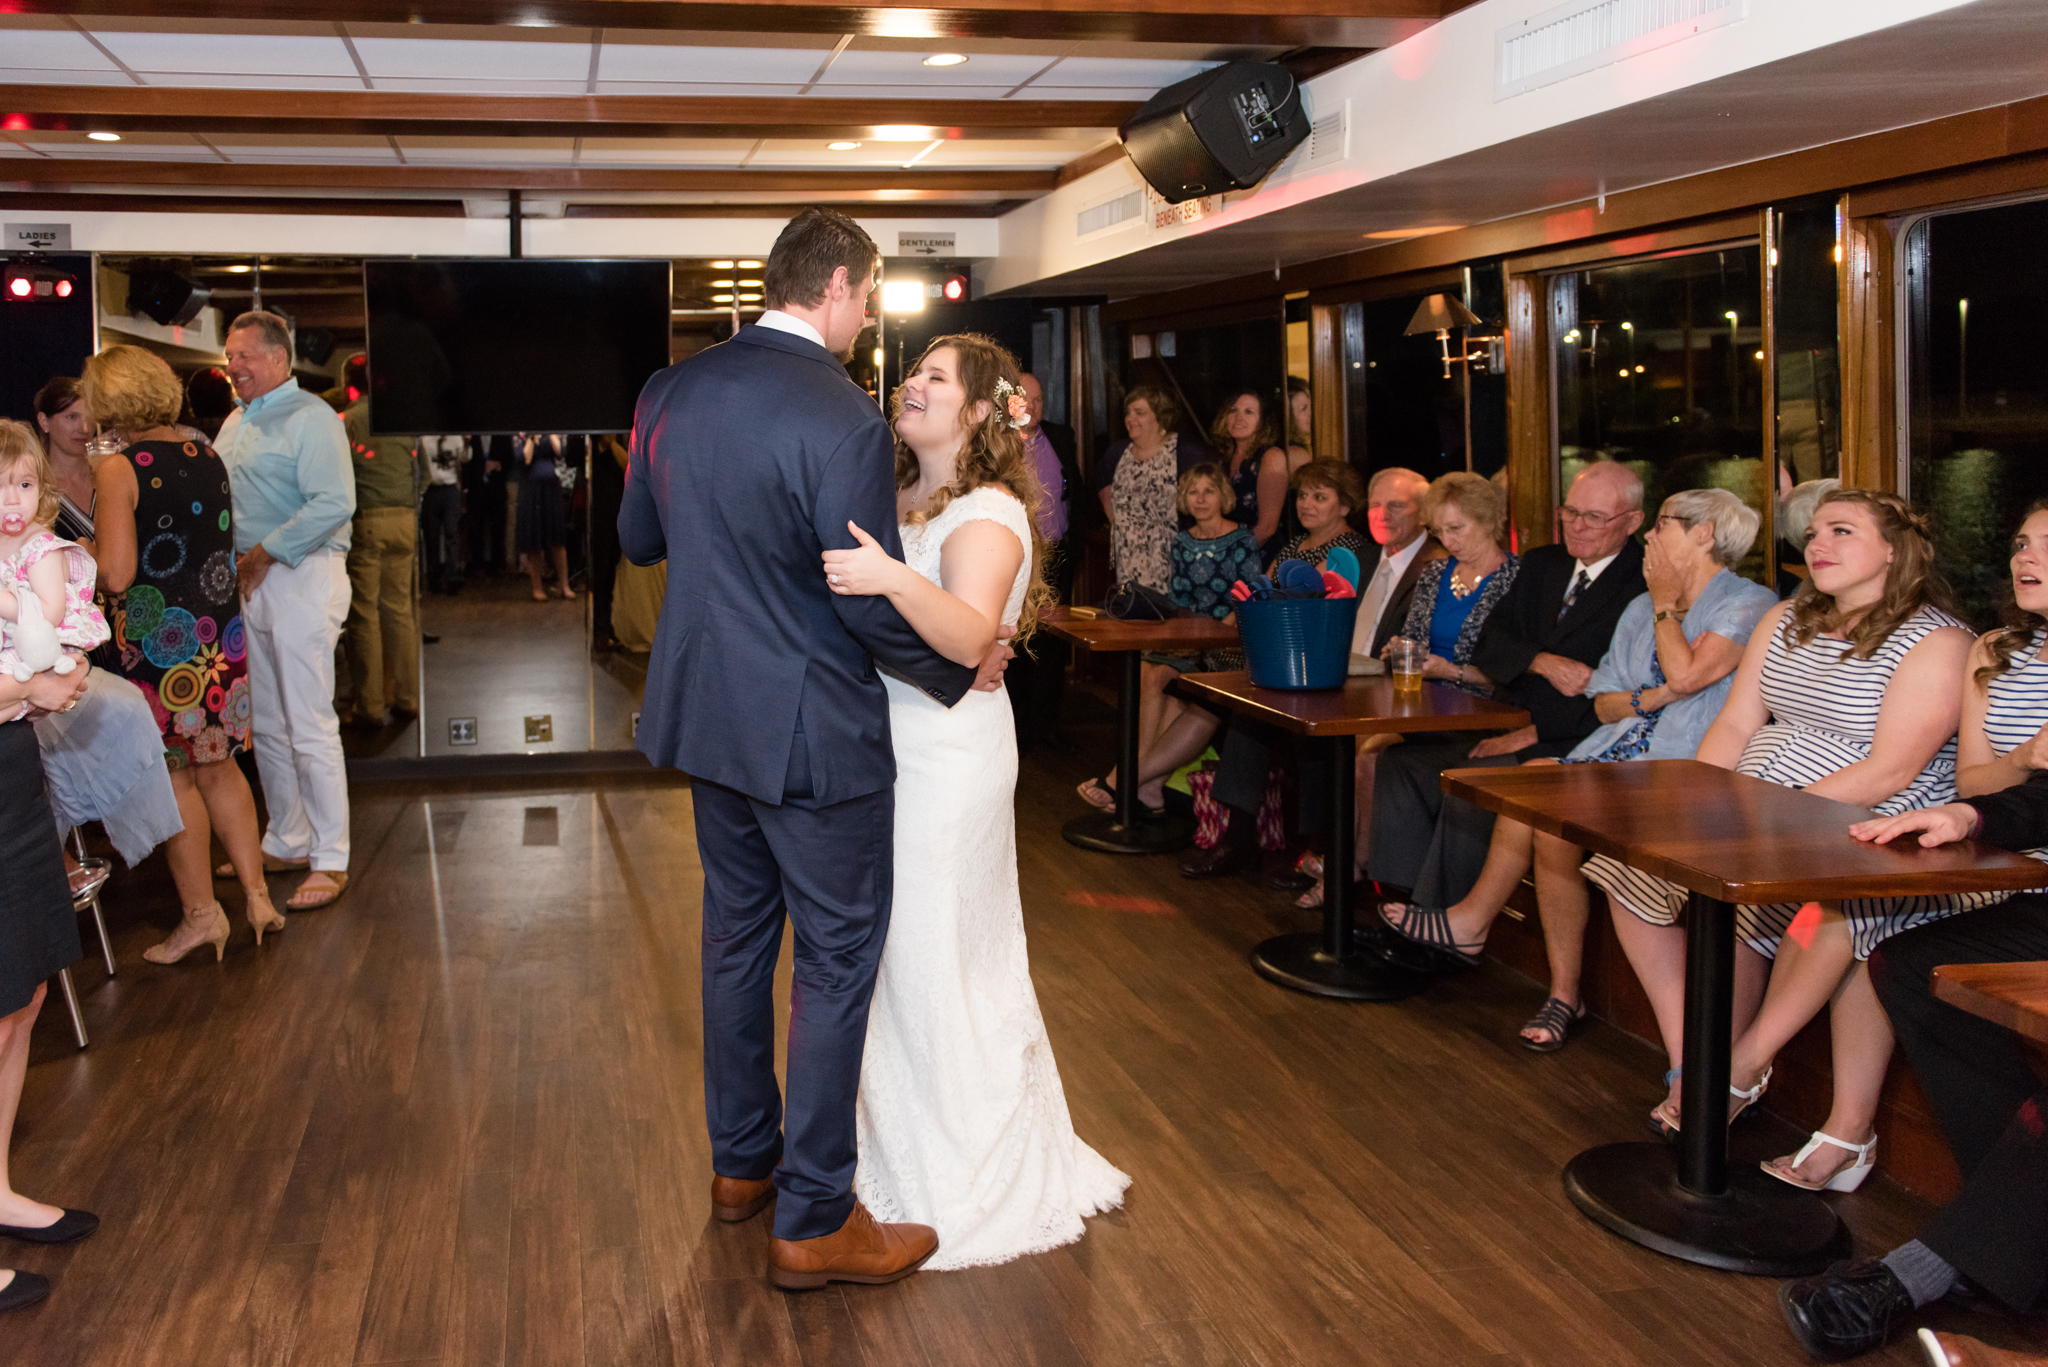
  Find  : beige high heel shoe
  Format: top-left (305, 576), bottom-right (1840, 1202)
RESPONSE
top-left (143, 902), bottom-right (230, 965)
top-left (244, 885), bottom-right (286, 947)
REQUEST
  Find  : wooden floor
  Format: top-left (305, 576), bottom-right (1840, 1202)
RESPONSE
top-left (13, 716), bottom-right (2038, 1365)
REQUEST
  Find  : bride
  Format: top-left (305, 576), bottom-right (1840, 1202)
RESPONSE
top-left (822, 332), bottom-right (1130, 1269)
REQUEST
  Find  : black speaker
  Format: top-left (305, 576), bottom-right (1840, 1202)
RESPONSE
top-left (1118, 61), bottom-right (1308, 205)
top-left (127, 267), bottom-right (211, 328)
top-left (298, 327), bottom-right (338, 366)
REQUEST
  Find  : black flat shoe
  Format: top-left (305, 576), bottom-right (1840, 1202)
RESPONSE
top-left (0, 1270), bottom-right (49, 1313)
top-left (1779, 1259), bottom-right (1916, 1361)
top-left (0, 1209), bottom-right (98, 1244)
top-left (1179, 842), bottom-right (1250, 879)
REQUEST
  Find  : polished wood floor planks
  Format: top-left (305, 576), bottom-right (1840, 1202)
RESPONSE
top-left (7, 729), bottom-right (2035, 1365)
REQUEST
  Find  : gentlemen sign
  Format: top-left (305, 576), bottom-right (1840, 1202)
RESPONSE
top-left (896, 232), bottom-right (956, 257)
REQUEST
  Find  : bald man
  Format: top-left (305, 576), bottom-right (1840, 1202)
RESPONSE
top-left (1367, 461), bottom-right (1647, 957)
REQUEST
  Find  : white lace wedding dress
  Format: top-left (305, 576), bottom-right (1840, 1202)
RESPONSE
top-left (854, 485), bottom-right (1131, 1270)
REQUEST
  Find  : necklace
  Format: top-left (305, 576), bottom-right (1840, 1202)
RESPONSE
top-left (1449, 560), bottom-right (1493, 599)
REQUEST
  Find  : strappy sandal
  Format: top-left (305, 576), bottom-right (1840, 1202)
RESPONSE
top-left (1652, 1065), bottom-right (1771, 1138)
top-left (1762, 1130), bottom-right (1878, 1192)
top-left (1074, 776), bottom-right (1162, 818)
top-left (1519, 997), bottom-right (1586, 1052)
top-left (1378, 902), bottom-right (1486, 970)
top-left (286, 871), bottom-right (349, 912)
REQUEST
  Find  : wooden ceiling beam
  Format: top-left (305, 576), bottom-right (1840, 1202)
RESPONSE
top-left (0, 86), bottom-right (1131, 141)
top-left (2, 159), bottom-right (1055, 193)
top-left (7, 0), bottom-right (1452, 46)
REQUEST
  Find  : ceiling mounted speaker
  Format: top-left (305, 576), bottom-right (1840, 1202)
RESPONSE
top-left (1118, 60), bottom-right (1308, 205)
top-left (127, 267), bottom-right (211, 328)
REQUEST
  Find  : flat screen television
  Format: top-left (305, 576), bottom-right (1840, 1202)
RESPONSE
top-left (362, 258), bottom-right (672, 435)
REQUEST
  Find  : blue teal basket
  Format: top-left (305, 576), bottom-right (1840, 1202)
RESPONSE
top-left (1236, 596), bottom-right (1361, 690)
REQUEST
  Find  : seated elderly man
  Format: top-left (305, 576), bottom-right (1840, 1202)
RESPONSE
top-left (1365, 461), bottom-right (1646, 949)
top-left (1774, 780), bottom-right (2048, 1364)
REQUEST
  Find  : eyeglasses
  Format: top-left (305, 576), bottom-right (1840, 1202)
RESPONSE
top-left (1559, 505), bottom-right (1630, 527)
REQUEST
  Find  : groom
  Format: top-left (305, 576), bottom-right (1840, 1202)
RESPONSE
top-left (621, 207), bottom-right (996, 1288)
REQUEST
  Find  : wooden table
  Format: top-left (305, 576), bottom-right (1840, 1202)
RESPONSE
top-left (1174, 671), bottom-right (1528, 1001)
top-left (1043, 607), bottom-right (1243, 854)
top-left (1442, 760), bottom-right (2048, 1276)
top-left (1933, 961), bottom-right (2048, 1045)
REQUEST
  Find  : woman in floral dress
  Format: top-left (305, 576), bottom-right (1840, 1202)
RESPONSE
top-left (82, 345), bottom-right (282, 963)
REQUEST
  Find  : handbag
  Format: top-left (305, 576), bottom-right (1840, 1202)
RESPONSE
top-left (1104, 581), bottom-right (1178, 621)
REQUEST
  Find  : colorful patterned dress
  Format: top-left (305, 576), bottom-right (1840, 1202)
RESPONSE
top-left (109, 438), bottom-right (250, 768)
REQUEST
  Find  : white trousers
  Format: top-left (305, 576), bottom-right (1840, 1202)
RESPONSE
top-left (242, 549), bottom-right (351, 871)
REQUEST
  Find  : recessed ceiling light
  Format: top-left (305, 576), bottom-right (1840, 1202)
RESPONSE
top-left (923, 53), bottom-right (967, 66)
top-left (1362, 225), bottom-right (1462, 239)
top-left (86, 131), bottom-right (121, 142)
top-left (738, 292), bottom-right (762, 302)
top-left (710, 259), bottom-right (735, 268)
top-left (710, 279), bottom-right (735, 287)
top-left (737, 278), bottom-right (764, 286)
top-left (223, 264), bottom-right (253, 274)
top-left (738, 260), bottom-right (763, 268)
top-left (711, 293), bottom-right (735, 303)
top-left (828, 141), bottom-right (862, 151)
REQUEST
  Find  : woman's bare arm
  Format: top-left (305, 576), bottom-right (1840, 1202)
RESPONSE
top-left (91, 456), bottom-right (139, 593)
top-left (1805, 626), bottom-right (1973, 808)
top-left (1692, 602), bottom-right (1788, 769)
top-left (823, 517), bottom-right (1023, 667)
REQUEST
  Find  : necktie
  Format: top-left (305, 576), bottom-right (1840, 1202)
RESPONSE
top-left (1558, 568), bottom-right (1591, 621)
top-left (1352, 556), bottom-right (1399, 654)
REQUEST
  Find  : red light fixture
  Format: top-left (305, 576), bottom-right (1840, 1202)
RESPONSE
top-left (4, 262), bottom-right (81, 303)
top-left (6, 277), bottom-right (29, 299)
top-left (941, 270), bottom-right (969, 303)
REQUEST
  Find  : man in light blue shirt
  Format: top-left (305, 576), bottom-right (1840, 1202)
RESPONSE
top-left (215, 310), bottom-right (356, 908)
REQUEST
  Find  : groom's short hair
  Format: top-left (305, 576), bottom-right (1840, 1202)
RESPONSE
top-left (765, 207), bottom-right (879, 312)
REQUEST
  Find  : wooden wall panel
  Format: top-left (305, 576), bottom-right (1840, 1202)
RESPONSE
top-left (1839, 210), bottom-right (1899, 492)
top-left (1309, 304), bottom-right (1344, 462)
top-left (1505, 272), bottom-right (1553, 551)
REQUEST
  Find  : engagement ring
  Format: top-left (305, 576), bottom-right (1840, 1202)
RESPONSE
top-left (830, 574), bottom-right (841, 585)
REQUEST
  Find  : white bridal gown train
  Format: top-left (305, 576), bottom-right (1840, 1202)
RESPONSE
top-left (854, 485), bottom-right (1130, 1270)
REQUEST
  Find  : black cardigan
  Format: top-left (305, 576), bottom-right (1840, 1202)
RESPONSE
top-left (1968, 768), bottom-right (2048, 851)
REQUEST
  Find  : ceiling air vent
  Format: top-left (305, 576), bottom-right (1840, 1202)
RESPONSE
top-left (1304, 101), bottom-right (1348, 169)
top-left (1077, 189), bottom-right (1143, 238)
top-left (1496, 0), bottom-right (1743, 99)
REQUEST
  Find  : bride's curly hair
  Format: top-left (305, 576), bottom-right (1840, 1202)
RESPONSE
top-left (890, 332), bottom-right (1055, 644)
top-left (1782, 488), bottom-right (1953, 661)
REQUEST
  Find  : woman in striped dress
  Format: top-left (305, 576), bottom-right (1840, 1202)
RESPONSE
top-left (1592, 490), bottom-right (1977, 1192)
top-left (1954, 502), bottom-right (2048, 850)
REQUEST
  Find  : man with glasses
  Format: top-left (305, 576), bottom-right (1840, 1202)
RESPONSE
top-left (1365, 462), bottom-right (1646, 949)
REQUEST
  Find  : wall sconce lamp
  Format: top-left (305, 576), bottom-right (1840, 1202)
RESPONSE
top-left (1404, 293), bottom-right (1504, 378)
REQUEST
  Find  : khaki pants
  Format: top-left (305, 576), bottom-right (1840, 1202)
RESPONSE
top-left (344, 506), bottom-right (419, 721)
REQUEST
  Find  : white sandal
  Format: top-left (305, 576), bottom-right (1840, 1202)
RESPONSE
top-left (1763, 1129), bottom-right (1878, 1192)
top-left (1652, 1066), bottom-right (1770, 1136)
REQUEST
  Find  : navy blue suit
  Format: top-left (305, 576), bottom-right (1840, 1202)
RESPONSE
top-left (621, 322), bottom-right (975, 1239)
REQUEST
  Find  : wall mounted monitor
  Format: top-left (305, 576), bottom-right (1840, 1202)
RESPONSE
top-left (363, 258), bottom-right (672, 435)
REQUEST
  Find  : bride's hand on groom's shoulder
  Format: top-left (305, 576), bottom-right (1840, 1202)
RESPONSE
top-left (972, 627), bottom-right (1015, 692)
top-left (823, 522), bottom-right (903, 597)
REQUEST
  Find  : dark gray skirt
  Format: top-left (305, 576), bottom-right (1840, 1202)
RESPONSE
top-left (0, 721), bottom-right (82, 1016)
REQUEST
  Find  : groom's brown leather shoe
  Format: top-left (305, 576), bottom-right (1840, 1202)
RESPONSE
top-left (768, 1202), bottom-right (938, 1290)
top-left (710, 1174), bottom-right (777, 1223)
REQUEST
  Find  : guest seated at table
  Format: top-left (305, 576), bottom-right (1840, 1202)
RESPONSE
top-left (1208, 391), bottom-right (1292, 550)
top-left (1595, 490), bottom-right (1979, 1192)
top-left (1777, 766), bottom-right (2048, 1361)
top-left (1093, 387), bottom-right (1207, 596)
top-left (1363, 462), bottom-right (1646, 933)
top-left (1265, 459), bottom-right (1368, 570)
top-left (1296, 471), bottom-right (1516, 908)
top-left (1379, 489), bottom-right (1774, 1047)
top-left (1180, 467), bottom-right (1437, 881)
top-left (1077, 463), bottom-right (1257, 816)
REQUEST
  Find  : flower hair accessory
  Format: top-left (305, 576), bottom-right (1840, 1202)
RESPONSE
top-left (992, 376), bottom-right (1031, 431)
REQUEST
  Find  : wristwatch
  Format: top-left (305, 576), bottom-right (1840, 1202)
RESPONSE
top-left (1654, 607), bottom-right (1686, 624)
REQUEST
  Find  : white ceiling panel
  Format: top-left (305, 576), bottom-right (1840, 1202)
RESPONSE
top-left (1026, 87), bottom-right (1166, 101)
top-left (350, 36), bottom-right (593, 81)
top-left (207, 134), bottom-right (398, 162)
top-left (0, 143), bottom-right (41, 157)
top-left (598, 44), bottom-right (826, 85)
top-left (1036, 57), bottom-right (1216, 88)
top-left (592, 82), bottom-right (807, 98)
top-left (577, 143), bottom-right (753, 167)
top-left (820, 50), bottom-right (1056, 86)
top-left (89, 29), bottom-right (359, 77)
top-left (0, 68), bottom-right (134, 87)
top-left (0, 24), bottom-right (123, 72)
top-left (802, 85), bottom-right (1019, 101)
top-left (133, 72), bottom-right (371, 91)
top-left (395, 136), bottom-right (577, 165)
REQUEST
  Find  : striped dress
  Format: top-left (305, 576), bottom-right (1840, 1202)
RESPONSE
top-left (1979, 630), bottom-right (2048, 871)
top-left (1586, 604), bottom-right (1998, 961)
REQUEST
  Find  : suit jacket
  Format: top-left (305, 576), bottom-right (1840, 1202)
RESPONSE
top-left (619, 324), bottom-right (975, 805)
top-left (1967, 767), bottom-right (2048, 851)
top-left (1471, 541), bottom-right (1647, 750)
top-left (1357, 536), bottom-right (1443, 657)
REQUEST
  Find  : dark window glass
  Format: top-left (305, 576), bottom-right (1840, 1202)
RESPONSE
top-left (1552, 245), bottom-right (1767, 579)
top-left (1774, 198), bottom-right (1842, 486)
top-left (1905, 197), bottom-right (2048, 629)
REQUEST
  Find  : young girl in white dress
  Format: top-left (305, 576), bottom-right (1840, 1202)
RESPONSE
top-left (823, 333), bottom-right (1130, 1269)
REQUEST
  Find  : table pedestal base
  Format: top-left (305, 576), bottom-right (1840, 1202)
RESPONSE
top-left (1250, 932), bottom-right (1434, 1002)
top-left (1061, 809), bottom-right (1192, 855)
top-left (1563, 1142), bottom-right (1849, 1277)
